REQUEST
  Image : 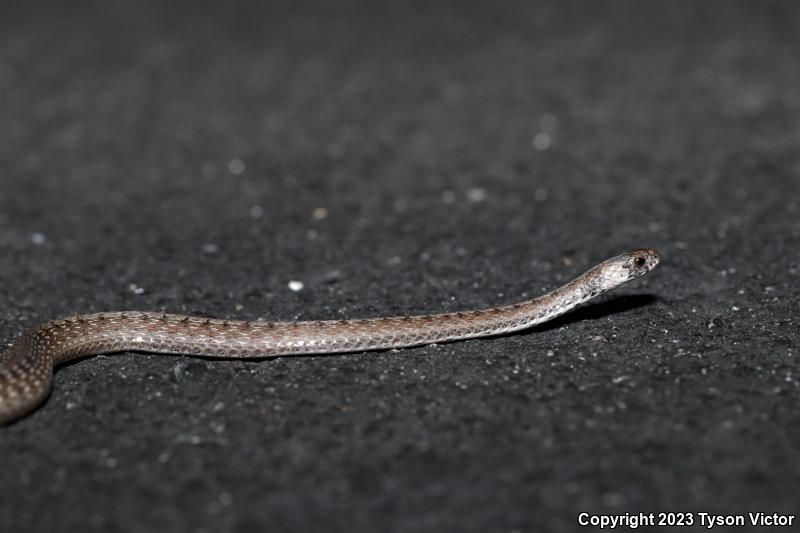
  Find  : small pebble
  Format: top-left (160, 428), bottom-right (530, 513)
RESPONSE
top-left (532, 133), bottom-right (552, 151)
top-left (227, 158), bottom-right (246, 175)
top-left (128, 283), bottom-right (145, 295)
top-left (467, 188), bottom-right (487, 202)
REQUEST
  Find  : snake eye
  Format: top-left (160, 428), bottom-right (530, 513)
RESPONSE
top-left (634, 256), bottom-right (646, 268)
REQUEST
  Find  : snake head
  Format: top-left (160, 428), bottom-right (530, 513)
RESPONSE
top-left (625, 248), bottom-right (661, 279)
top-left (591, 248), bottom-right (661, 292)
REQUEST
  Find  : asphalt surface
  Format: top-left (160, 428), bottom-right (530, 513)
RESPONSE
top-left (1, 1), bottom-right (799, 532)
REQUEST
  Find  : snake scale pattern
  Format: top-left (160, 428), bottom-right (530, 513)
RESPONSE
top-left (0, 249), bottom-right (661, 424)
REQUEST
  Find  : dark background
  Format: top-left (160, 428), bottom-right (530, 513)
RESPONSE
top-left (1, 1), bottom-right (798, 532)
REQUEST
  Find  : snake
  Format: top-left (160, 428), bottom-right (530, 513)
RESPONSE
top-left (0, 248), bottom-right (660, 425)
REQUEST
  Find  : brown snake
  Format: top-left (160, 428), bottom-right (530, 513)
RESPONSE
top-left (0, 249), bottom-right (660, 425)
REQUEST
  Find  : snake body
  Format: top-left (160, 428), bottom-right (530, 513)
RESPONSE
top-left (0, 249), bottom-right (660, 424)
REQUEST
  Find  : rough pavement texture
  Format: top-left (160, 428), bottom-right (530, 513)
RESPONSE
top-left (1, 1), bottom-right (798, 532)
